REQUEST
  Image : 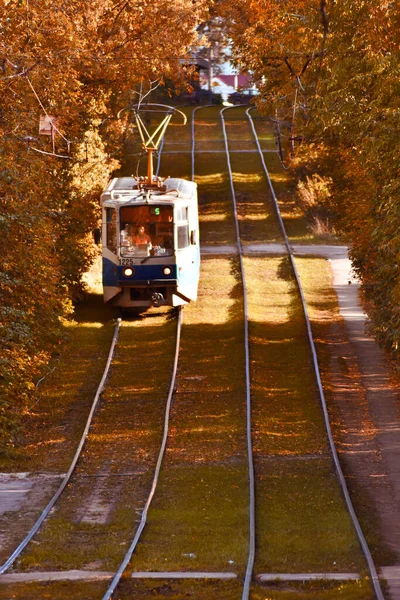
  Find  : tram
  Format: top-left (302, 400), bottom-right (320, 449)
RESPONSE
top-left (100, 106), bottom-right (200, 309)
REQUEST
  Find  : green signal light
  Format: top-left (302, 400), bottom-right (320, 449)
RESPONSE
top-left (155, 208), bottom-right (160, 215)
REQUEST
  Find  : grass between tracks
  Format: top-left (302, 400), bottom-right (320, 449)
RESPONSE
top-left (116, 577), bottom-right (372, 600)
top-left (0, 263), bottom-right (115, 474)
top-left (128, 256), bottom-right (250, 573)
top-left (244, 256), bottom-right (367, 576)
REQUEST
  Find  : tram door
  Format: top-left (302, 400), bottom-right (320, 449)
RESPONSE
top-left (175, 204), bottom-right (200, 302)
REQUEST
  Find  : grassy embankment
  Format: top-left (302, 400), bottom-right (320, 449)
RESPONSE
top-left (0, 285), bottom-right (116, 562)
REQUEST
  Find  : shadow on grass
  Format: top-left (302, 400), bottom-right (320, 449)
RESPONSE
top-left (121, 306), bottom-right (180, 323)
top-left (73, 292), bottom-right (116, 324)
top-left (74, 289), bottom-right (182, 326)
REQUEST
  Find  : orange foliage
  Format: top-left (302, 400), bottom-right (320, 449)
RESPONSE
top-left (0, 0), bottom-right (209, 450)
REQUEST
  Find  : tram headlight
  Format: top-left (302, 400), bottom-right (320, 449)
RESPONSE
top-left (163, 267), bottom-right (172, 276)
top-left (123, 267), bottom-right (134, 277)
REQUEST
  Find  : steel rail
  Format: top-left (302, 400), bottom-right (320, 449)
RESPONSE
top-left (102, 308), bottom-right (183, 600)
top-left (220, 106), bottom-right (256, 600)
top-left (0, 318), bottom-right (122, 575)
top-left (246, 107), bottom-right (384, 600)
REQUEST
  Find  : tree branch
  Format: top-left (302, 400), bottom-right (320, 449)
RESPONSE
top-left (320, 0), bottom-right (329, 40)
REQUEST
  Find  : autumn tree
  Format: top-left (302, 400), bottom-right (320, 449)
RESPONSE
top-left (0, 0), bottom-right (208, 451)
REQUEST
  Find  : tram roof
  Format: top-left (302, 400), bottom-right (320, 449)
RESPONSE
top-left (101, 176), bottom-right (197, 206)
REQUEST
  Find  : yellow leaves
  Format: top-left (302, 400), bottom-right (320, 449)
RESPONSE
top-left (0, 0), bottom-right (214, 453)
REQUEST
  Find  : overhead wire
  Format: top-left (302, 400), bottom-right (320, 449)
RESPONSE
top-left (28, 146), bottom-right (71, 159)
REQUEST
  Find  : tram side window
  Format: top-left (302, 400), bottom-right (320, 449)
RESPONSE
top-left (176, 207), bottom-right (188, 221)
top-left (177, 224), bottom-right (189, 249)
top-left (106, 208), bottom-right (117, 252)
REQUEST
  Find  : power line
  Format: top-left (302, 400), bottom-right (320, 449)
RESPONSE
top-left (29, 146), bottom-right (71, 159)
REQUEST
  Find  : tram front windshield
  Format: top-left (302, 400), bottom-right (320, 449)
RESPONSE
top-left (119, 205), bottom-right (173, 257)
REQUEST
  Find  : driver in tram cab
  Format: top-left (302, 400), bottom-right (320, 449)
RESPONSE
top-left (133, 225), bottom-right (152, 250)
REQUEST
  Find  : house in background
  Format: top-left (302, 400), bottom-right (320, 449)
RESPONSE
top-left (181, 51), bottom-right (257, 104)
top-left (199, 71), bottom-right (257, 102)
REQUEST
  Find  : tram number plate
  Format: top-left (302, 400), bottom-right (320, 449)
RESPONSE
top-left (120, 258), bottom-right (134, 266)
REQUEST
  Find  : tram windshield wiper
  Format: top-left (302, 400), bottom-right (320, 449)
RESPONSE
top-left (141, 256), bottom-right (152, 264)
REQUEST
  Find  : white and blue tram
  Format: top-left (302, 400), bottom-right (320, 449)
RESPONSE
top-left (100, 176), bottom-right (200, 309)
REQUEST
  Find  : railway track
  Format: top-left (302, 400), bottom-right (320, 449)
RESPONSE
top-left (0, 104), bottom-right (388, 600)
top-left (0, 310), bottom-right (181, 598)
top-left (245, 106), bottom-right (384, 598)
top-left (100, 105), bottom-right (385, 599)
top-left (0, 318), bottom-right (122, 576)
top-left (220, 105), bottom-right (384, 599)
top-left (102, 308), bottom-right (182, 599)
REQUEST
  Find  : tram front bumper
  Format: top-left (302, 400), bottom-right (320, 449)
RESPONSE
top-left (118, 279), bottom-right (177, 286)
